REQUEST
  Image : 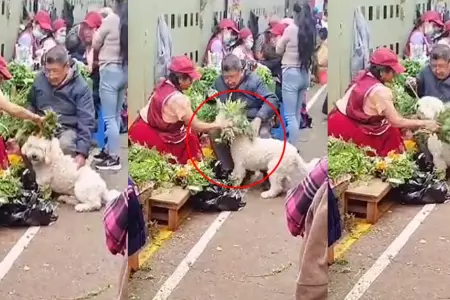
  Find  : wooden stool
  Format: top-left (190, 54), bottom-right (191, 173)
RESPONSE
top-left (128, 252), bottom-right (139, 274)
top-left (328, 245), bottom-right (335, 265)
top-left (150, 187), bottom-right (191, 231)
top-left (344, 178), bottom-right (392, 224)
top-left (137, 183), bottom-right (153, 224)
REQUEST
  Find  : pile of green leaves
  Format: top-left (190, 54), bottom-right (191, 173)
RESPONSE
top-left (328, 137), bottom-right (376, 181)
top-left (2, 62), bottom-right (35, 96)
top-left (128, 144), bottom-right (176, 189)
top-left (392, 84), bottom-right (418, 117)
top-left (383, 155), bottom-right (416, 185)
top-left (0, 173), bottom-right (21, 204)
top-left (393, 58), bottom-right (424, 87)
top-left (15, 111), bottom-right (60, 145)
top-left (256, 65), bottom-right (276, 92)
top-left (215, 99), bottom-right (253, 144)
top-left (437, 107), bottom-right (450, 143)
top-left (187, 67), bottom-right (220, 122)
top-left (77, 63), bottom-right (93, 89)
top-left (187, 88), bottom-right (218, 122)
top-left (174, 160), bottom-right (215, 192)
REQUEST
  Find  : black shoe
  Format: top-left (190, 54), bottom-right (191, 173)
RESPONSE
top-left (93, 150), bottom-right (108, 162)
top-left (95, 156), bottom-right (121, 171)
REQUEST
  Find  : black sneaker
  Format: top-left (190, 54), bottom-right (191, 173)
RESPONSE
top-left (93, 150), bottom-right (108, 162)
top-left (95, 156), bottom-right (121, 171)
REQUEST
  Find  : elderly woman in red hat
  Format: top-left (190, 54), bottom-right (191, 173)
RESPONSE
top-left (203, 19), bottom-right (239, 66)
top-left (0, 56), bottom-right (43, 168)
top-left (53, 18), bottom-right (67, 45)
top-left (129, 56), bottom-right (231, 164)
top-left (32, 11), bottom-right (57, 66)
top-left (328, 48), bottom-right (439, 157)
top-left (405, 11), bottom-right (444, 58)
top-left (231, 28), bottom-right (256, 61)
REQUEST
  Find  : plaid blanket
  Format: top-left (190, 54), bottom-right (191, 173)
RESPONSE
top-left (285, 157), bottom-right (328, 237)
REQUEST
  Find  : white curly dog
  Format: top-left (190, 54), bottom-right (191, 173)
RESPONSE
top-left (417, 96), bottom-right (450, 174)
top-left (22, 136), bottom-right (119, 212)
top-left (229, 134), bottom-right (318, 199)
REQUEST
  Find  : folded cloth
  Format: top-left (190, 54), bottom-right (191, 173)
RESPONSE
top-left (103, 186), bottom-right (128, 255)
top-left (285, 157), bottom-right (328, 237)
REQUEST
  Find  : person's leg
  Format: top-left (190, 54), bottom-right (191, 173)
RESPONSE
top-left (282, 67), bottom-right (301, 145)
top-left (97, 64), bottom-right (123, 170)
top-left (209, 130), bottom-right (234, 172)
top-left (58, 129), bottom-right (77, 156)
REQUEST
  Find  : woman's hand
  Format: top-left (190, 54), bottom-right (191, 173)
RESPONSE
top-left (214, 119), bottom-right (233, 129)
top-left (32, 114), bottom-right (44, 127)
top-left (423, 120), bottom-right (440, 132)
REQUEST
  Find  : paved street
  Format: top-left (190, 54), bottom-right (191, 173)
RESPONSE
top-left (329, 202), bottom-right (450, 300)
top-left (0, 136), bottom-right (128, 300)
top-left (128, 85), bottom-right (328, 299)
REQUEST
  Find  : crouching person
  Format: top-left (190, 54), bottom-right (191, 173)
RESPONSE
top-left (28, 45), bottom-right (95, 169)
top-left (211, 54), bottom-right (280, 175)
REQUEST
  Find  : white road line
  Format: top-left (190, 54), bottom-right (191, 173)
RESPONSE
top-left (344, 204), bottom-right (436, 300)
top-left (151, 84), bottom-right (327, 300)
top-left (152, 211), bottom-right (231, 300)
top-left (0, 226), bottom-right (40, 281)
top-left (307, 84), bottom-right (327, 111)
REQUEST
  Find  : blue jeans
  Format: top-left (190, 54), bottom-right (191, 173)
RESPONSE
top-left (282, 67), bottom-right (309, 145)
top-left (100, 63), bottom-right (128, 158)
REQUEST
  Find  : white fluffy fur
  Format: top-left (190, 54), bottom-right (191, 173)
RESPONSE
top-left (229, 135), bottom-right (313, 199)
top-left (21, 136), bottom-right (120, 212)
top-left (418, 96), bottom-right (445, 120)
top-left (417, 97), bottom-right (450, 174)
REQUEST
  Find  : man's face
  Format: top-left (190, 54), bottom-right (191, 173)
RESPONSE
top-left (431, 58), bottom-right (450, 80)
top-left (222, 70), bottom-right (243, 89)
top-left (44, 62), bottom-right (69, 86)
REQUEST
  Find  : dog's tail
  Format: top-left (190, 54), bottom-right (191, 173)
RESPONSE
top-left (102, 189), bottom-right (121, 205)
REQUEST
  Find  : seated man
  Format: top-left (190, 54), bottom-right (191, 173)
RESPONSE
top-left (417, 44), bottom-right (450, 101)
top-left (28, 45), bottom-right (95, 169)
top-left (211, 53), bottom-right (280, 174)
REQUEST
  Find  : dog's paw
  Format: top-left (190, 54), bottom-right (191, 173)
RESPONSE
top-left (261, 190), bottom-right (278, 199)
top-left (75, 203), bottom-right (101, 212)
top-left (57, 195), bottom-right (78, 205)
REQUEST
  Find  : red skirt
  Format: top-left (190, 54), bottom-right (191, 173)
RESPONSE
top-left (328, 110), bottom-right (404, 157)
top-left (128, 118), bottom-right (202, 164)
top-left (0, 138), bottom-right (9, 170)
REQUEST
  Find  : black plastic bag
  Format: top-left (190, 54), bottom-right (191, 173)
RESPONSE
top-left (190, 185), bottom-right (246, 212)
top-left (393, 172), bottom-right (449, 204)
top-left (0, 190), bottom-right (58, 227)
top-left (0, 169), bottom-right (58, 227)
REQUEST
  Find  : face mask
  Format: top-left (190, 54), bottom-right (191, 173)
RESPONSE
top-left (32, 28), bottom-right (45, 40)
top-left (245, 40), bottom-right (254, 49)
top-left (424, 24), bottom-right (435, 36)
top-left (55, 34), bottom-right (66, 44)
top-left (223, 31), bottom-right (232, 43)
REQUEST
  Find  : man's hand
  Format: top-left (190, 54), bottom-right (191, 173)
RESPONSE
top-left (251, 117), bottom-right (262, 137)
top-left (74, 154), bottom-right (86, 170)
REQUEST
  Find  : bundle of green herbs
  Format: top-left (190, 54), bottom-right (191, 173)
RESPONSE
top-left (215, 98), bottom-right (253, 144)
top-left (437, 107), bottom-right (450, 143)
top-left (15, 111), bottom-right (60, 145)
